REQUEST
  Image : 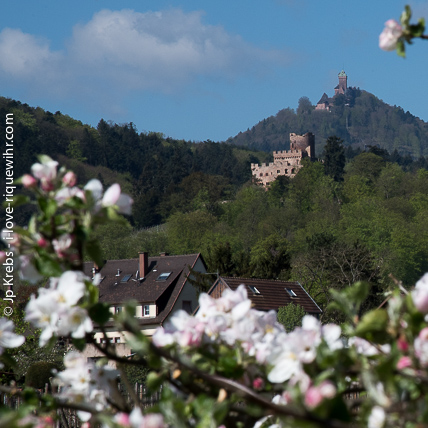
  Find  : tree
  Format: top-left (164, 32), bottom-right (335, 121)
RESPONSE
top-left (249, 234), bottom-right (291, 279)
top-left (322, 136), bottom-right (346, 182)
top-left (277, 303), bottom-right (306, 332)
top-left (297, 96), bottom-right (313, 115)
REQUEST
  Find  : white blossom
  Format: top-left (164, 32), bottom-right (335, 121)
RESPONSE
top-left (368, 406), bottom-right (386, 428)
top-left (0, 318), bottom-right (25, 353)
top-left (379, 19), bottom-right (403, 51)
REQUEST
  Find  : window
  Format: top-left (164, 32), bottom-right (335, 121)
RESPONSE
top-left (156, 272), bottom-right (172, 281)
top-left (285, 288), bottom-right (297, 297)
top-left (115, 337), bottom-right (121, 343)
top-left (182, 301), bottom-right (192, 313)
top-left (121, 274), bottom-right (132, 283)
top-left (115, 306), bottom-right (122, 314)
top-left (277, 170), bottom-right (280, 173)
top-left (144, 305), bottom-right (150, 317)
top-left (248, 285), bottom-right (261, 295)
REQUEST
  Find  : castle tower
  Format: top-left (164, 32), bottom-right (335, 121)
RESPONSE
top-left (335, 70), bottom-right (347, 95)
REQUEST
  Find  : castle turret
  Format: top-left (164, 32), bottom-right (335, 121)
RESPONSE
top-left (335, 70), bottom-right (347, 96)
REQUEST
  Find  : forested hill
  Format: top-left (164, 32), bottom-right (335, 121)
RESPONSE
top-left (0, 97), bottom-right (269, 228)
top-left (226, 88), bottom-right (428, 157)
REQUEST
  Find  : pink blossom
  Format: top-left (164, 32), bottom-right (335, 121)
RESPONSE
top-left (396, 356), bottom-right (412, 370)
top-left (397, 336), bottom-right (409, 352)
top-left (31, 157), bottom-right (58, 192)
top-left (379, 19), bottom-right (403, 51)
top-left (252, 377), bottom-right (264, 390)
top-left (102, 183), bottom-right (121, 207)
top-left (304, 385), bottom-right (323, 409)
top-left (22, 174), bottom-right (37, 188)
top-left (54, 186), bottom-right (86, 205)
top-left (412, 273), bottom-right (428, 313)
top-left (62, 171), bottom-right (77, 187)
top-left (52, 234), bottom-right (73, 258)
top-left (304, 381), bottom-right (336, 409)
top-left (114, 413), bottom-right (131, 426)
top-left (414, 327), bottom-right (428, 367)
top-left (37, 237), bottom-right (48, 248)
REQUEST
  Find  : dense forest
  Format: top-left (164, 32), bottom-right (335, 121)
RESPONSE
top-left (2, 95), bottom-right (428, 321)
top-left (228, 88), bottom-right (428, 157)
top-left (0, 97), bottom-right (269, 228)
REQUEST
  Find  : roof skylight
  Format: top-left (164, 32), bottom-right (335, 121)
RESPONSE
top-left (285, 288), bottom-right (297, 297)
top-left (248, 285), bottom-right (261, 295)
top-left (156, 272), bottom-right (172, 281)
top-left (121, 274), bottom-right (132, 283)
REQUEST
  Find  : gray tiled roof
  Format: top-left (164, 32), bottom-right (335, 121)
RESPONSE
top-left (83, 253), bottom-right (205, 326)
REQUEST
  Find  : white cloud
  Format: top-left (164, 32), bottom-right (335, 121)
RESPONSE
top-left (0, 28), bottom-right (61, 77)
top-left (0, 8), bottom-right (289, 109)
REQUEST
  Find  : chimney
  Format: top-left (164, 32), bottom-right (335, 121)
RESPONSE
top-left (139, 252), bottom-right (149, 279)
top-left (160, 252), bottom-right (169, 257)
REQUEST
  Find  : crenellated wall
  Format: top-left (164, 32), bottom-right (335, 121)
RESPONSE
top-left (251, 132), bottom-right (315, 186)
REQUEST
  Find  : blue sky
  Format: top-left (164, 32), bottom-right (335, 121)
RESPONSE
top-left (0, 1), bottom-right (427, 142)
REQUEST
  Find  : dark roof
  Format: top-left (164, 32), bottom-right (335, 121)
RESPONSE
top-left (84, 253), bottom-right (205, 326)
top-left (317, 93), bottom-right (331, 105)
top-left (209, 277), bottom-right (322, 315)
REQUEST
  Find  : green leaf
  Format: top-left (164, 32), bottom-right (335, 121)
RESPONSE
top-left (38, 197), bottom-right (57, 217)
top-left (400, 5), bottom-right (412, 27)
top-left (88, 302), bottom-right (111, 325)
top-left (146, 371), bottom-right (164, 392)
top-left (354, 309), bottom-right (389, 343)
top-left (37, 154), bottom-right (54, 164)
top-left (34, 255), bottom-right (62, 277)
top-left (72, 337), bottom-right (86, 351)
top-left (3, 194), bottom-right (30, 209)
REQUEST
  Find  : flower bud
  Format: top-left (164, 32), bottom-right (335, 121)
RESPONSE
top-left (62, 171), bottom-right (77, 187)
top-left (22, 174), bottom-right (37, 189)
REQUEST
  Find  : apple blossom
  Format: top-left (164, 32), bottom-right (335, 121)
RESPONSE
top-left (379, 19), bottom-right (403, 51)
top-left (396, 356), bottom-right (412, 370)
top-left (0, 318), bottom-right (25, 354)
top-left (62, 171), bottom-right (77, 187)
top-left (54, 186), bottom-right (85, 205)
top-left (54, 351), bottom-right (118, 421)
top-left (84, 179), bottom-right (133, 215)
top-left (128, 407), bottom-right (165, 428)
top-left (414, 327), bottom-right (428, 367)
top-left (368, 405), bottom-right (386, 428)
top-left (18, 254), bottom-right (44, 284)
top-left (22, 173), bottom-right (37, 188)
top-left (31, 157), bottom-right (59, 191)
top-left (52, 234), bottom-right (73, 258)
top-left (412, 272), bottom-right (428, 313)
top-left (25, 271), bottom-right (92, 345)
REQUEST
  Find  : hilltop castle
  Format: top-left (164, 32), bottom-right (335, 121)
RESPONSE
top-left (251, 132), bottom-right (315, 186)
top-left (315, 70), bottom-right (348, 111)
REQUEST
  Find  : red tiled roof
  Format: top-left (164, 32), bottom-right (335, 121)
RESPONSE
top-left (209, 277), bottom-right (322, 315)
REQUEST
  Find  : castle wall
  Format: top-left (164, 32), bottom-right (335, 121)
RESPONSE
top-left (251, 132), bottom-right (315, 186)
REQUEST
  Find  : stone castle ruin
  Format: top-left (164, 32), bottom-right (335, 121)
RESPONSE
top-left (251, 132), bottom-right (315, 186)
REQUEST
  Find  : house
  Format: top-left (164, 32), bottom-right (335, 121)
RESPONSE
top-left (82, 252), bottom-right (207, 361)
top-left (206, 276), bottom-right (322, 317)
